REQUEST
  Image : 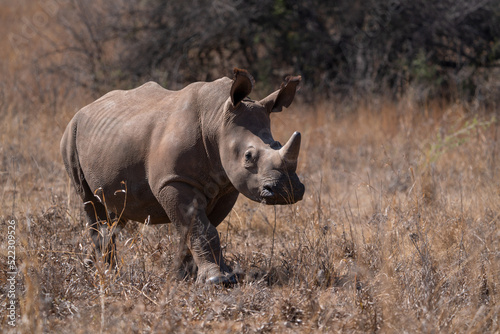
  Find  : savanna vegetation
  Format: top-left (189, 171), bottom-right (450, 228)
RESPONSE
top-left (1, 0), bottom-right (499, 332)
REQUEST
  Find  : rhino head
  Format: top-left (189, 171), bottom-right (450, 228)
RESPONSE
top-left (219, 69), bottom-right (305, 205)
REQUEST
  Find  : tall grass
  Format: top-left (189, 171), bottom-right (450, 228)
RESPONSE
top-left (1, 85), bottom-right (499, 332)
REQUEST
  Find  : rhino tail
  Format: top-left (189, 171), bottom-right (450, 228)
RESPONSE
top-left (60, 113), bottom-right (93, 201)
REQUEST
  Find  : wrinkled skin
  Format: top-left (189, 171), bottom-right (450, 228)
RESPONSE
top-left (60, 68), bottom-right (305, 284)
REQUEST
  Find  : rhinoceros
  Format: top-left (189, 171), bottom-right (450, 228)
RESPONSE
top-left (60, 68), bottom-right (305, 285)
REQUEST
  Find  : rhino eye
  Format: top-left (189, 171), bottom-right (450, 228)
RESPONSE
top-left (244, 148), bottom-right (257, 167)
top-left (244, 151), bottom-right (253, 162)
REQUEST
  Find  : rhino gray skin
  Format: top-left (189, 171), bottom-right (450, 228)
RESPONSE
top-left (60, 68), bottom-right (305, 284)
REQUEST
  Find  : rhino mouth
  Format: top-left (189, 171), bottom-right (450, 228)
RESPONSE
top-left (259, 182), bottom-right (305, 205)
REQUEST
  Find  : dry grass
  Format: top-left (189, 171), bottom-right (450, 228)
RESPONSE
top-left (1, 3), bottom-right (499, 332)
top-left (1, 91), bottom-right (499, 332)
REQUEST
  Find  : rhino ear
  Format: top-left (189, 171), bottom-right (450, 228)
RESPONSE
top-left (230, 68), bottom-right (255, 107)
top-left (261, 75), bottom-right (301, 113)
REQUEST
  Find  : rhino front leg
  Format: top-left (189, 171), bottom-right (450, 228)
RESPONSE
top-left (173, 240), bottom-right (197, 280)
top-left (158, 183), bottom-right (232, 284)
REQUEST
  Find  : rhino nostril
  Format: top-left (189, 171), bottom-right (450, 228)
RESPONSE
top-left (261, 185), bottom-right (275, 198)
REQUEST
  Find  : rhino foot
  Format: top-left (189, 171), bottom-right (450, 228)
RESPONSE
top-left (206, 273), bottom-right (240, 287)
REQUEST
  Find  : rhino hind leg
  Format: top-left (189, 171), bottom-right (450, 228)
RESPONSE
top-left (61, 115), bottom-right (126, 269)
top-left (86, 210), bottom-right (127, 268)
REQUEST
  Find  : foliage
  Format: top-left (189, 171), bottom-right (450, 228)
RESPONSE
top-left (20, 0), bottom-right (500, 102)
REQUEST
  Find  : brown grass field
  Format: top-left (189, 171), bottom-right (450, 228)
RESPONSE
top-left (1, 2), bottom-right (500, 333)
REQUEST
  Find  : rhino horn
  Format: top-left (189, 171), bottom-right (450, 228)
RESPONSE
top-left (279, 131), bottom-right (301, 163)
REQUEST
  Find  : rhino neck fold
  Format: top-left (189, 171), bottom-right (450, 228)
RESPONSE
top-left (197, 80), bottom-right (233, 191)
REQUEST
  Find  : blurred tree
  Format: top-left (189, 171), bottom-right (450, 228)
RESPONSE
top-left (41, 0), bottom-right (500, 102)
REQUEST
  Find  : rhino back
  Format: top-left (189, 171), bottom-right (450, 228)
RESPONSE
top-left (73, 79), bottom-right (230, 223)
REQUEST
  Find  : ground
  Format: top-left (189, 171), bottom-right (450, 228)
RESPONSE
top-left (1, 97), bottom-right (499, 332)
